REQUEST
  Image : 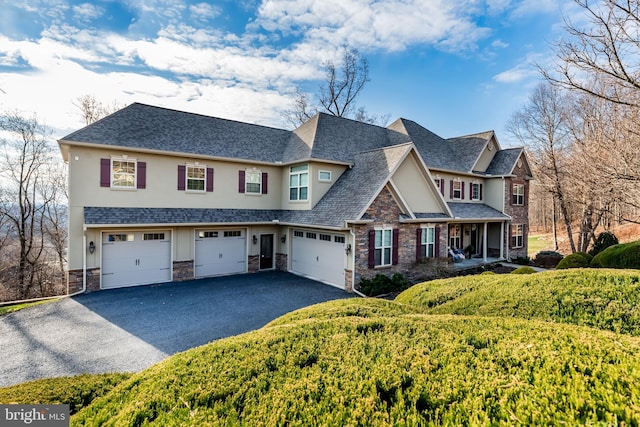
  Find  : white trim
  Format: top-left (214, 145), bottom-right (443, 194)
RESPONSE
top-left (318, 170), bottom-right (332, 182)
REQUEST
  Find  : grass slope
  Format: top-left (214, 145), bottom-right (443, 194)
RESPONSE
top-left (396, 269), bottom-right (640, 335)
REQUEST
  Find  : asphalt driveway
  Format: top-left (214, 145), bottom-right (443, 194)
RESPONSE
top-left (0, 271), bottom-right (350, 387)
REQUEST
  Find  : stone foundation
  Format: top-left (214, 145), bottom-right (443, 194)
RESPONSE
top-left (67, 268), bottom-right (100, 294)
top-left (345, 269), bottom-right (353, 292)
top-left (173, 260), bottom-right (194, 281)
top-left (248, 255), bottom-right (260, 273)
top-left (276, 253), bottom-right (287, 271)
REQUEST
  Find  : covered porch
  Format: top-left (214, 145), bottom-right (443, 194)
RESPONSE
top-left (446, 202), bottom-right (512, 263)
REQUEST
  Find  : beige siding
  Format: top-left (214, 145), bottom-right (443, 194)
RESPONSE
top-left (484, 178), bottom-right (504, 212)
top-left (392, 154), bottom-right (444, 213)
top-left (310, 162), bottom-right (348, 207)
top-left (67, 146), bottom-right (283, 210)
top-left (473, 141), bottom-right (497, 172)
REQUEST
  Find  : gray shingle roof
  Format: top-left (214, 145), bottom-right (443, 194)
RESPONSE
top-left (484, 148), bottom-right (523, 176)
top-left (84, 207), bottom-right (283, 225)
top-left (448, 203), bottom-right (510, 220)
top-left (62, 103), bottom-right (292, 163)
top-left (446, 132), bottom-right (492, 172)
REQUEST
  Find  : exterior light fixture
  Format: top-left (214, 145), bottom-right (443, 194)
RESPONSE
top-left (253, 235), bottom-right (258, 244)
top-left (281, 235), bottom-right (286, 244)
top-left (89, 241), bottom-right (95, 254)
top-left (345, 243), bottom-right (352, 255)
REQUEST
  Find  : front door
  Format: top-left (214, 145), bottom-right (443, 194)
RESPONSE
top-left (260, 234), bottom-right (274, 270)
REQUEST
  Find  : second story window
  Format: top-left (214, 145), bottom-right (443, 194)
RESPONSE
top-left (245, 170), bottom-right (262, 194)
top-left (101, 157), bottom-right (145, 189)
top-left (471, 182), bottom-right (482, 201)
top-left (112, 159), bottom-right (136, 188)
top-left (513, 183), bottom-right (525, 205)
top-left (452, 180), bottom-right (462, 200)
top-left (290, 164), bottom-right (309, 201)
top-left (187, 166), bottom-right (205, 191)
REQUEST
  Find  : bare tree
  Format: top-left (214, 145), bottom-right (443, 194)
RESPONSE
top-left (283, 45), bottom-right (382, 127)
top-left (508, 82), bottom-right (577, 252)
top-left (0, 111), bottom-right (65, 299)
top-left (74, 94), bottom-right (121, 125)
top-left (544, 0), bottom-right (640, 108)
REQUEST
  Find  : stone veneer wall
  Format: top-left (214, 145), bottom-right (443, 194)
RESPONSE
top-left (504, 156), bottom-right (530, 259)
top-left (248, 255), bottom-right (260, 273)
top-left (276, 253), bottom-right (287, 271)
top-left (67, 268), bottom-right (100, 293)
top-left (352, 186), bottom-right (449, 288)
top-left (173, 260), bottom-right (194, 281)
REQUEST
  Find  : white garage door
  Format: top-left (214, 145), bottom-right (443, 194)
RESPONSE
top-left (291, 230), bottom-right (345, 288)
top-left (195, 229), bottom-right (247, 278)
top-left (102, 231), bottom-right (171, 289)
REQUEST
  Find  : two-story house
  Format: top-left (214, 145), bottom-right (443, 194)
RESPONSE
top-left (58, 103), bottom-right (531, 293)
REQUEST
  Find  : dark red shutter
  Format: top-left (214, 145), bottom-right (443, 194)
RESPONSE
top-left (262, 172), bottom-right (268, 194)
top-left (440, 180), bottom-right (445, 196)
top-left (479, 184), bottom-right (483, 200)
top-left (416, 228), bottom-right (423, 260)
top-left (435, 226), bottom-right (440, 257)
top-left (392, 229), bottom-right (399, 265)
top-left (206, 168), bottom-right (214, 192)
top-left (368, 230), bottom-right (376, 268)
top-left (449, 180), bottom-right (454, 199)
top-left (462, 182), bottom-right (465, 200)
top-left (177, 165), bottom-right (186, 191)
top-left (137, 162), bottom-right (146, 189)
top-left (239, 171), bottom-right (245, 193)
top-left (100, 158), bottom-right (110, 187)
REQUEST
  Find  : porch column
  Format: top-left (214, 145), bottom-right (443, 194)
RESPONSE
top-left (483, 222), bottom-right (488, 262)
top-left (500, 222), bottom-right (504, 259)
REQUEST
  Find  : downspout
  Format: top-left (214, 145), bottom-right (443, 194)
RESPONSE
top-left (349, 228), bottom-right (367, 298)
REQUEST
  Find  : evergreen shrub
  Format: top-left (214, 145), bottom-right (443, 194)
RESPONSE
top-left (556, 252), bottom-right (592, 269)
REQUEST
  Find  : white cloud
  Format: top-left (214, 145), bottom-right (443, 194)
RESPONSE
top-left (189, 3), bottom-right (222, 21)
top-left (510, 0), bottom-right (560, 18)
top-left (72, 3), bottom-right (104, 21)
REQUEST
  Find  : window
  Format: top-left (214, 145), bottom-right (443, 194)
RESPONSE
top-left (187, 166), bottom-right (205, 191)
top-left (471, 182), bottom-right (481, 201)
top-left (512, 224), bottom-right (524, 248)
top-left (290, 164), bottom-right (309, 201)
top-left (144, 233), bottom-right (165, 241)
top-left (334, 235), bottom-right (345, 244)
top-left (319, 170), bottom-right (331, 182)
top-left (224, 230), bottom-right (242, 237)
top-left (421, 227), bottom-right (436, 257)
top-left (452, 180), bottom-right (462, 200)
top-left (319, 233), bottom-right (331, 241)
top-left (513, 184), bottom-right (525, 205)
top-left (449, 225), bottom-right (461, 249)
top-left (199, 231), bottom-right (218, 238)
top-left (306, 232), bottom-right (317, 239)
top-left (112, 159), bottom-right (136, 188)
top-left (245, 170), bottom-right (262, 194)
top-left (108, 233), bottom-right (133, 242)
top-left (374, 229), bottom-right (393, 267)
top-left (293, 230), bottom-right (304, 238)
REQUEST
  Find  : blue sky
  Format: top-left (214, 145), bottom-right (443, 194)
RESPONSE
top-left (0, 1), bottom-right (579, 144)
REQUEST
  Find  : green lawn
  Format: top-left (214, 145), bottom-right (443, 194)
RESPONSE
top-left (528, 233), bottom-right (553, 255)
top-left (0, 299), bottom-right (55, 316)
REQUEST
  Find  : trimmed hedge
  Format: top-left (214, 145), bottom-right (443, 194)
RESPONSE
top-left (0, 373), bottom-right (131, 415)
top-left (396, 269), bottom-right (640, 336)
top-left (556, 252), bottom-right (593, 269)
top-left (72, 313), bottom-right (640, 426)
top-left (589, 231), bottom-right (619, 256)
top-left (511, 266), bottom-right (537, 274)
top-left (591, 241), bottom-right (640, 269)
top-left (534, 250), bottom-right (564, 268)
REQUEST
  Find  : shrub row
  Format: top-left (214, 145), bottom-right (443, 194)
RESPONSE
top-left (396, 269), bottom-right (640, 336)
top-left (72, 311), bottom-right (640, 426)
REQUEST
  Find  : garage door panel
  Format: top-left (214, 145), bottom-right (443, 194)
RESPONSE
top-left (195, 230), bottom-right (246, 278)
top-left (291, 230), bottom-right (345, 288)
top-left (101, 231), bottom-right (171, 289)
